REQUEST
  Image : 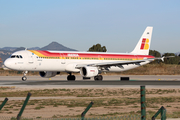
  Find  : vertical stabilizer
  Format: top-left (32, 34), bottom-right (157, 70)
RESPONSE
top-left (131, 27), bottom-right (153, 55)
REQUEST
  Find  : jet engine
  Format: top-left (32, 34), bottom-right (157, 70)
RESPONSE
top-left (39, 71), bottom-right (60, 78)
top-left (80, 66), bottom-right (99, 77)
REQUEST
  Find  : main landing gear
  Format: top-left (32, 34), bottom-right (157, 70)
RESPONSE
top-left (67, 73), bottom-right (76, 81)
top-left (66, 74), bottom-right (103, 81)
top-left (94, 75), bottom-right (103, 81)
top-left (22, 71), bottom-right (28, 81)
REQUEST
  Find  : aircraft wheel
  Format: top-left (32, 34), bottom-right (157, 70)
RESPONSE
top-left (98, 75), bottom-right (103, 81)
top-left (67, 75), bottom-right (76, 81)
top-left (94, 75), bottom-right (103, 81)
top-left (22, 76), bottom-right (27, 81)
top-left (94, 76), bottom-right (98, 81)
top-left (72, 75), bottom-right (76, 80)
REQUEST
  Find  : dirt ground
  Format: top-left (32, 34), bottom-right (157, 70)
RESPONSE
top-left (0, 87), bottom-right (180, 119)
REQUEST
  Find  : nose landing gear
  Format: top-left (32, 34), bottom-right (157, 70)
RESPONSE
top-left (22, 76), bottom-right (27, 81)
top-left (22, 71), bottom-right (28, 81)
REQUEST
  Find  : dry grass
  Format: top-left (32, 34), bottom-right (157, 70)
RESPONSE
top-left (0, 88), bottom-right (180, 119)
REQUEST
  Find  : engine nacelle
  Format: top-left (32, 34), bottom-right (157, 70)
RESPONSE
top-left (39, 71), bottom-right (60, 78)
top-left (80, 66), bottom-right (99, 77)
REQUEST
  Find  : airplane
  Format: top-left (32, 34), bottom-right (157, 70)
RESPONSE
top-left (4, 26), bottom-right (157, 81)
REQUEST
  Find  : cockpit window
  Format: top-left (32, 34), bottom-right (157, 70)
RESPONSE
top-left (11, 55), bottom-right (16, 58)
top-left (10, 55), bottom-right (23, 58)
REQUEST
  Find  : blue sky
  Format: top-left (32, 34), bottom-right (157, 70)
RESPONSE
top-left (0, 0), bottom-right (180, 53)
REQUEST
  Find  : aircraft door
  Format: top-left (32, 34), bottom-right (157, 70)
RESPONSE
top-left (98, 55), bottom-right (103, 62)
top-left (28, 52), bottom-right (37, 70)
top-left (135, 55), bottom-right (141, 65)
top-left (28, 55), bottom-right (34, 64)
top-left (61, 53), bottom-right (66, 64)
top-left (135, 55), bottom-right (139, 60)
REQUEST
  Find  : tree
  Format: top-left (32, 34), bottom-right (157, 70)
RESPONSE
top-left (163, 53), bottom-right (180, 64)
top-left (149, 50), bottom-right (161, 57)
top-left (88, 44), bottom-right (107, 52)
top-left (149, 50), bottom-right (180, 64)
top-left (149, 50), bottom-right (161, 64)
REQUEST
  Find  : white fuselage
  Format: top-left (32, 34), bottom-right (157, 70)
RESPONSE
top-left (4, 50), bottom-right (153, 73)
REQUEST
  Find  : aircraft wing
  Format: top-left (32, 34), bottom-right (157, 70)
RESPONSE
top-left (76, 56), bottom-right (175, 68)
top-left (75, 56), bottom-right (174, 69)
top-left (76, 59), bottom-right (152, 68)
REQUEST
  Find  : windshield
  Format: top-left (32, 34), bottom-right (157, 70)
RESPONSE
top-left (10, 55), bottom-right (23, 58)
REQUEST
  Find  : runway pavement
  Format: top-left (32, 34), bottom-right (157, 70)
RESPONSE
top-left (1, 75), bottom-right (180, 81)
top-left (0, 75), bottom-right (180, 89)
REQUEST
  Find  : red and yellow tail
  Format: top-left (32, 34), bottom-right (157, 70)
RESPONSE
top-left (131, 27), bottom-right (153, 55)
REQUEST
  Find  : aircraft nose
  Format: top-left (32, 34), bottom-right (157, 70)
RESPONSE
top-left (4, 59), bottom-right (12, 69)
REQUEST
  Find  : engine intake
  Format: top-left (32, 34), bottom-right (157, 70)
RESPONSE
top-left (39, 71), bottom-right (60, 78)
top-left (80, 66), bottom-right (99, 77)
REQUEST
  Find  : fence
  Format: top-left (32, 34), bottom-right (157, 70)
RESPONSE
top-left (0, 86), bottom-right (167, 120)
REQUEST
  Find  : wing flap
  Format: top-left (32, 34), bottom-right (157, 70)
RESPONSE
top-left (76, 59), bottom-right (149, 69)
